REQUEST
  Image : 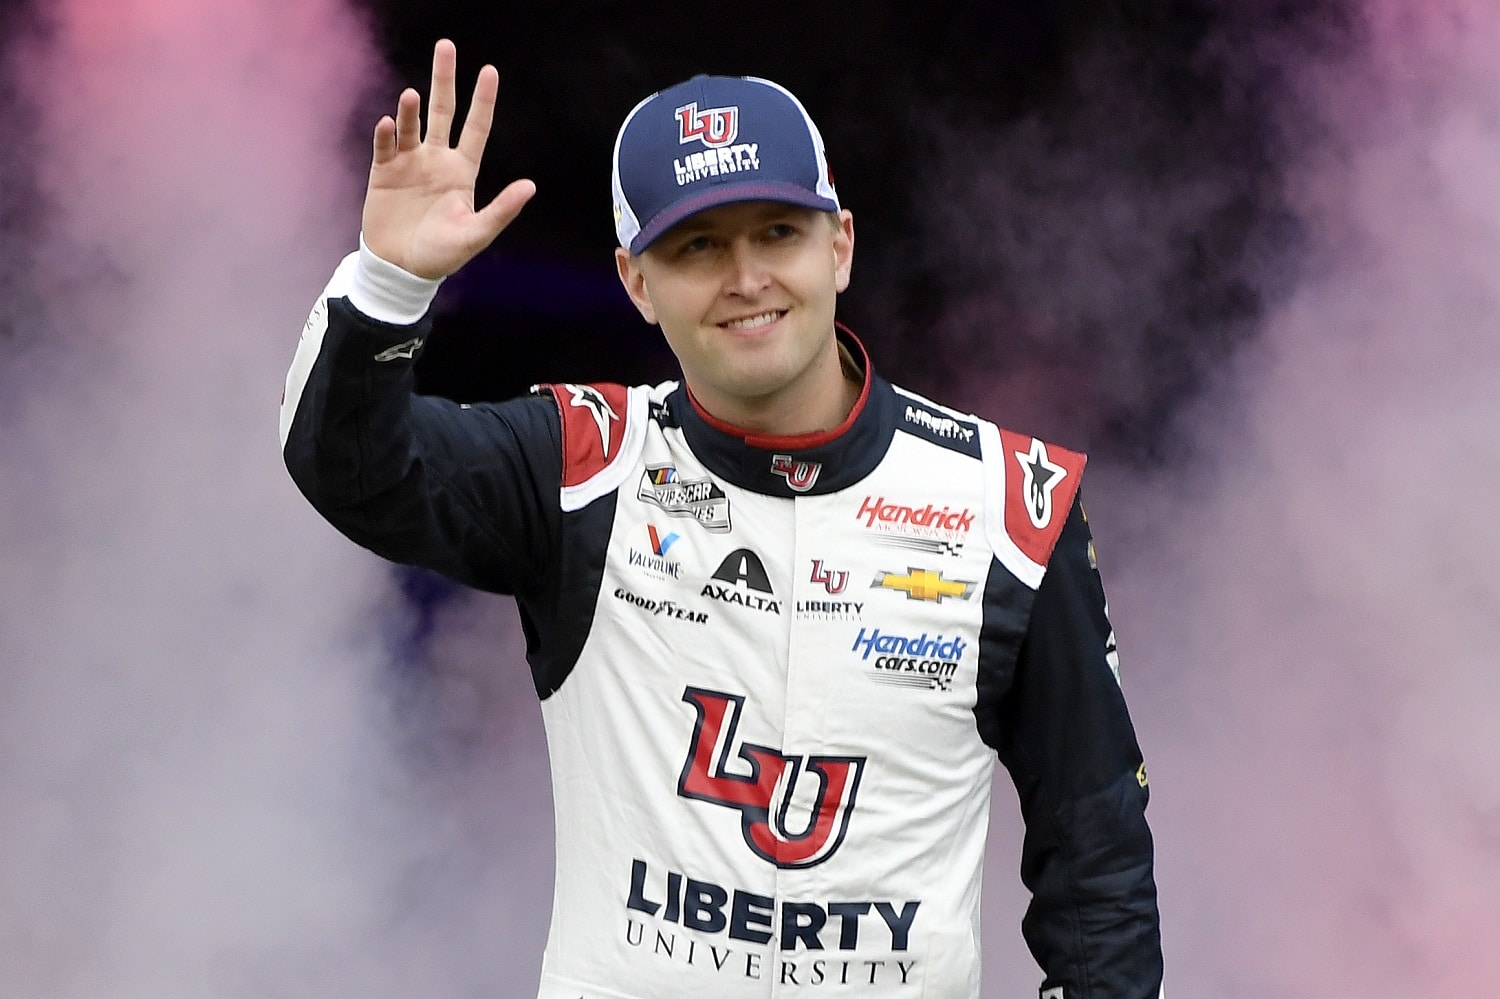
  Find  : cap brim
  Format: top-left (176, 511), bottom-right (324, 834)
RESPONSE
top-left (629, 181), bottom-right (839, 255)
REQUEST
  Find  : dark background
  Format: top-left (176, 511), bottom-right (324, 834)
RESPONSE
top-left (363, 0), bottom-right (1350, 467)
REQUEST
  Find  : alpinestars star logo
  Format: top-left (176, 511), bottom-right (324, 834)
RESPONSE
top-left (1014, 437), bottom-right (1067, 530)
top-left (770, 454), bottom-right (821, 492)
top-left (565, 384), bottom-right (619, 458)
top-left (678, 687), bottom-right (864, 869)
top-left (373, 336), bottom-right (424, 362)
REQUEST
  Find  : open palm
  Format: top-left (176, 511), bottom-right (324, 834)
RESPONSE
top-left (362, 39), bottom-right (535, 280)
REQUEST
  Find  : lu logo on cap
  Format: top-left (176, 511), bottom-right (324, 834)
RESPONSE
top-left (676, 102), bottom-right (738, 147)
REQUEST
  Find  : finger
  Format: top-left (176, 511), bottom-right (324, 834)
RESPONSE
top-left (372, 115), bottom-right (397, 165)
top-left (456, 64), bottom-right (499, 165)
top-left (395, 88), bottom-right (421, 151)
top-left (425, 38), bottom-right (457, 148)
top-left (470, 177), bottom-right (537, 242)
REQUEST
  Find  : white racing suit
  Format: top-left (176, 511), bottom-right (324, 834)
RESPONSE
top-left (280, 247), bottom-right (1163, 998)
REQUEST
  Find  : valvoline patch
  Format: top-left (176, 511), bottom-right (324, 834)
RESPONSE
top-left (998, 428), bottom-right (1086, 569)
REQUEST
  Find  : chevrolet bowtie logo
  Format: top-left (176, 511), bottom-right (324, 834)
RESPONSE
top-left (871, 568), bottom-right (976, 603)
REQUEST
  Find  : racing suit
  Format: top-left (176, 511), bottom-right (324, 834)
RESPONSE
top-left (280, 245), bottom-right (1163, 998)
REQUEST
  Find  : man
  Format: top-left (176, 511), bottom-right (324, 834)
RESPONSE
top-left (281, 39), bottom-right (1162, 998)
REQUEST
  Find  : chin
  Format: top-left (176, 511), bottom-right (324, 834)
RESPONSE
top-left (709, 375), bottom-right (781, 403)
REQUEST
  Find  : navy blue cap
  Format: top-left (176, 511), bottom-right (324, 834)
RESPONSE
top-left (612, 75), bottom-right (840, 255)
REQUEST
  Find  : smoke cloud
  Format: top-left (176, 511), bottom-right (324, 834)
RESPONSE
top-left (1144, 3), bottom-right (1500, 993)
top-left (0, 1), bottom-right (548, 995)
top-left (968, 1), bottom-right (1500, 995)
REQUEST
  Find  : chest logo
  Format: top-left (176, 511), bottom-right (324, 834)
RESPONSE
top-left (770, 453), bottom-right (821, 492)
top-left (678, 687), bottom-right (865, 869)
top-left (628, 525), bottom-right (684, 581)
top-left (703, 549), bottom-right (780, 614)
top-left (871, 568), bottom-right (977, 603)
top-left (856, 496), bottom-right (974, 534)
top-left (638, 465), bottom-right (732, 533)
top-left (810, 559), bottom-right (849, 594)
top-left (852, 627), bottom-right (966, 693)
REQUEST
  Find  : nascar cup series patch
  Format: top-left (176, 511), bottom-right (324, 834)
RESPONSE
top-left (638, 464), bottom-right (732, 532)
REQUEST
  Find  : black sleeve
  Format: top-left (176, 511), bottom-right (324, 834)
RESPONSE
top-left (995, 494), bottom-right (1163, 998)
top-left (281, 296), bottom-right (561, 598)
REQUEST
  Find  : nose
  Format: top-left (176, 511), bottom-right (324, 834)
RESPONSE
top-left (722, 239), bottom-right (772, 298)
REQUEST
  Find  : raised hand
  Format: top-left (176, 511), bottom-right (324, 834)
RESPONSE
top-left (362, 39), bottom-right (536, 280)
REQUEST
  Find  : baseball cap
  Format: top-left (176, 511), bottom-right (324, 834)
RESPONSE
top-left (611, 75), bottom-right (840, 255)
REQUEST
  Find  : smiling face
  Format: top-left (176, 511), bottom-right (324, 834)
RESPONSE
top-left (615, 200), bottom-right (856, 435)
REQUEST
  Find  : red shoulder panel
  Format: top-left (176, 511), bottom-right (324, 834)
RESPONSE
top-left (541, 382), bottom-right (631, 489)
top-left (998, 428), bottom-right (1087, 568)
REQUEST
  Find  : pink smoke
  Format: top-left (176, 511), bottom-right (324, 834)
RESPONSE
top-left (1085, 2), bottom-right (1500, 996)
top-left (0, 1), bottom-right (550, 995)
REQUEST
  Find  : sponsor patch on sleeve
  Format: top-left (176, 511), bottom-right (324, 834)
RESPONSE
top-left (538, 382), bottom-right (631, 489)
top-left (998, 429), bottom-right (1085, 568)
top-left (898, 399), bottom-right (982, 457)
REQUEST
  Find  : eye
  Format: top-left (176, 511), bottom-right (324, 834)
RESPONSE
top-left (676, 235), bottom-right (714, 256)
top-left (763, 222), bottom-right (798, 241)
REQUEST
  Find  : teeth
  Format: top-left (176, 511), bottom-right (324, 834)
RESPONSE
top-left (722, 310), bottom-right (783, 330)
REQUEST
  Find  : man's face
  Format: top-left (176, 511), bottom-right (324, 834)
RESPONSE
top-left (615, 201), bottom-right (855, 418)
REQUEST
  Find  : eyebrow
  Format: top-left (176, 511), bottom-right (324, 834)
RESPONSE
top-left (666, 218), bottom-right (716, 236)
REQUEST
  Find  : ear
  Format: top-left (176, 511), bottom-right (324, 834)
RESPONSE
top-left (832, 209), bottom-right (855, 293)
top-left (615, 247), bottom-right (658, 324)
